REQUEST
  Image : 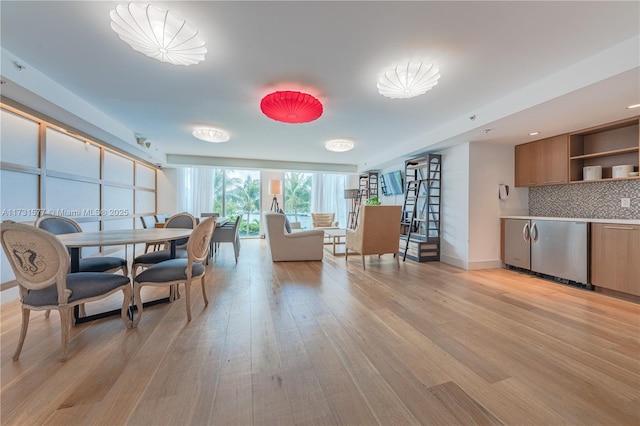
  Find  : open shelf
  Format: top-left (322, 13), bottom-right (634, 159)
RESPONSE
top-left (568, 117), bottom-right (639, 182)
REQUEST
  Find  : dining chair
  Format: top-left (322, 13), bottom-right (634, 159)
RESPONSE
top-left (131, 212), bottom-right (196, 277)
top-left (140, 215), bottom-right (161, 252)
top-left (35, 214), bottom-right (129, 319)
top-left (0, 221), bottom-right (132, 361)
top-left (210, 215), bottom-right (241, 262)
top-left (132, 216), bottom-right (216, 326)
top-left (35, 215), bottom-right (129, 276)
top-left (154, 213), bottom-right (169, 224)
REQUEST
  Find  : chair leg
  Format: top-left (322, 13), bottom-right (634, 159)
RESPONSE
top-left (396, 254), bottom-right (400, 268)
top-left (201, 275), bottom-right (208, 306)
top-left (361, 255), bottom-right (366, 270)
top-left (121, 285), bottom-right (133, 328)
top-left (13, 308), bottom-right (31, 361)
top-left (60, 308), bottom-right (72, 362)
top-left (45, 309), bottom-right (51, 318)
top-left (233, 241), bottom-right (239, 262)
top-left (132, 283), bottom-right (144, 327)
top-left (184, 281), bottom-right (192, 321)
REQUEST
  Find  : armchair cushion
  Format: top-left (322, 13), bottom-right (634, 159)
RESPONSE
top-left (277, 208), bottom-right (292, 233)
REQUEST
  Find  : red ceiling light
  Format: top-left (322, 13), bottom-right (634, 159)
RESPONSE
top-left (260, 91), bottom-right (323, 123)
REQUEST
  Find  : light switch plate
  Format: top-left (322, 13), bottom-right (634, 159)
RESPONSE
top-left (621, 198), bottom-right (631, 208)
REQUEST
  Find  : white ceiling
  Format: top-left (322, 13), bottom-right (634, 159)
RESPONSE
top-left (1, 1), bottom-right (639, 172)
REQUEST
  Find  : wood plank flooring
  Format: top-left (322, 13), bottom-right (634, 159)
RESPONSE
top-left (1, 239), bottom-right (639, 425)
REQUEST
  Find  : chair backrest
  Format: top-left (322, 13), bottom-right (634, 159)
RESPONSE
top-left (231, 215), bottom-right (241, 235)
top-left (311, 212), bottom-right (335, 228)
top-left (187, 216), bottom-right (216, 264)
top-left (263, 212), bottom-right (286, 242)
top-left (140, 215), bottom-right (157, 229)
top-left (165, 213), bottom-right (197, 247)
top-left (354, 205), bottom-right (402, 252)
top-left (0, 222), bottom-right (70, 303)
top-left (35, 215), bottom-right (81, 235)
top-left (165, 212), bottom-right (197, 229)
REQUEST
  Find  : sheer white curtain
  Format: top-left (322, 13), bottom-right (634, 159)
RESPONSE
top-left (177, 167), bottom-right (215, 217)
top-left (311, 173), bottom-right (349, 227)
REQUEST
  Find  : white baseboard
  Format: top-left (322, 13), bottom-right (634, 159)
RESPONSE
top-left (440, 254), bottom-right (468, 270)
top-left (440, 255), bottom-right (502, 271)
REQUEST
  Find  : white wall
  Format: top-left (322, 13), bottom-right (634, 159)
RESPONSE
top-left (468, 142), bottom-right (528, 269)
top-left (157, 168), bottom-right (178, 215)
top-left (439, 143), bottom-right (471, 269)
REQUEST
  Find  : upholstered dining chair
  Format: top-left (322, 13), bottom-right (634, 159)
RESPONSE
top-left (131, 212), bottom-right (196, 277)
top-left (210, 215), bottom-right (241, 262)
top-left (0, 221), bottom-right (132, 361)
top-left (132, 216), bottom-right (216, 326)
top-left (345, 205), bottom-right (402, 269)
top-left (35, 214), bottom-right (129, 319)
top-left (35, 215), bottom-right (128, 276)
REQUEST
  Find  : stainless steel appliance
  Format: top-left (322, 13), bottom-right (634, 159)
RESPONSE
top-left (504, 218), bottom-right (588, 284)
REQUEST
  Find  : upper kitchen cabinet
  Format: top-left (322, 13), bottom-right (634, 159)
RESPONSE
top-left (515, 134), bottom-right (568, 187)
top-left (568, 117), bottom-right (639, 183)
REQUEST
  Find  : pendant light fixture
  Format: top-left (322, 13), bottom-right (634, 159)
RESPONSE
top-left (377, 60), bottom-right (440, 99)
top-left (325, 139), bottom-right (354, 152)
top-left (110, 2), bottom-right (207, 66)
top-left (192, 127), bottom-right (230, 143)
top-left (260, 91), bottom-right (323, 124)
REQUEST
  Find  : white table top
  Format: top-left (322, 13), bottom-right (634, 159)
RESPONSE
top-left (55, 228), bottom-right (193, 247)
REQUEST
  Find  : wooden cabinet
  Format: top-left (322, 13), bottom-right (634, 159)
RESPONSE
top-left (515, 134), bottom-right (568, 187)
top-left (569, 117), bottom-right (639, 183)
top-left (591, 223), bottom-right (640, 296)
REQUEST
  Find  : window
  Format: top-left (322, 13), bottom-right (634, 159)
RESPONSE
top-left (221, 169), bottom-right (261, 238)
top-left (284, 172), bottom-right (312, 229)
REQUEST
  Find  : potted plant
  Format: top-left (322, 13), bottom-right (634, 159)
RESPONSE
top-left (366, 196), bottom-right (381, 206)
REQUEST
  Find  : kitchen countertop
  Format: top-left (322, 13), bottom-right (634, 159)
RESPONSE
top-left (501, 216), bottom-right (640, 225)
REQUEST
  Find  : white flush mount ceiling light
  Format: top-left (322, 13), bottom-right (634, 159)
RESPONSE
top-left (377, 60), bottom-right (440, 99)
top-left (192, 127), bottom-right (230, 143)
top-left (110, 2), bottom-right (206, 66)
top-left (325, 139), bottom-right (354, 152)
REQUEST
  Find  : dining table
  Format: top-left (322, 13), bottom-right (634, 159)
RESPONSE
top-left (56, 227), bottom-right (193, 323)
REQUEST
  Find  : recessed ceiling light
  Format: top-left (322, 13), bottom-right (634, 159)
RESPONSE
top-left (529, 131), bottom-right (540, 136)
top-left (377, 60), bottom-right (440, 99)
top-left (110, 3), bottom-right (206, 66)
top-left (193, 127), bottom-right (230, 143)
top-left (325, 139), bottom-right (354, 152)
top-left (627, 103), bottom-right (640, 109)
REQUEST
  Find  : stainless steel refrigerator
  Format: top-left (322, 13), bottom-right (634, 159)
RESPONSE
top-left (504, 218), bottom-right (588, 284)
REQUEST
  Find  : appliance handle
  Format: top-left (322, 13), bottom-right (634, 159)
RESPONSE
top-left (531, 222), bottom-right (538, 243)
top-left (522, 222), bottom-right (530, 244)
top-left (603, 226), bottom-right (634, 231)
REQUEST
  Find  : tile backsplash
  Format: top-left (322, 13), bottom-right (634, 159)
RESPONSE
top-left (529, 180), bottom-right (640, 219)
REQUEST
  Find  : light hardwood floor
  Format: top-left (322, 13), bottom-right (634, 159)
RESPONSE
top-left (1, 239), bottom-right (639, 425)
